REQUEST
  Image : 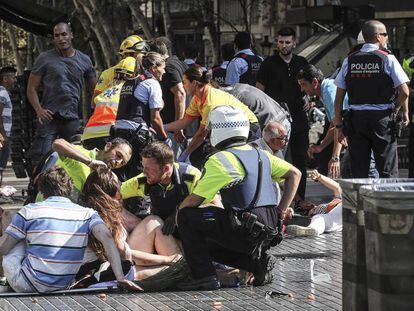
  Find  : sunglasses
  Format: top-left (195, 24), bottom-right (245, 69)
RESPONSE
top-left (376, 33), bottom-right (388, 37)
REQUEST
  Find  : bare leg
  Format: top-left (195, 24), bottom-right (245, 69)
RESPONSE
top-left (134, 265), bottom-right (169, 280)
top-left (126, 215), bottom-right (182, 267)
top-left (121, 208), bottom-right (141, 233)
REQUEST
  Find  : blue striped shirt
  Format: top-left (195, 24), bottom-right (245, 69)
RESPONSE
top-left (5, 196), bottom-right (104, 293)
top-left (0, 86), bottom-right (12, 136)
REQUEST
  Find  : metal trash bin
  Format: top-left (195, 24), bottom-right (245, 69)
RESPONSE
top-left (360, 183), bottom-right (414, 311)
top-left (338, 178), bottom-right (414, 311)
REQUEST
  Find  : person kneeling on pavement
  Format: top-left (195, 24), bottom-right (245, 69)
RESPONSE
top-left (176, 106), bottom-right (301, 290)
top-left (0, 167), bottom-right (141, 293)
top-left (284, 169), bottom-right (342, 236)
top-left (29, 137), bottom-right (132, 203)
top-left (121, 141), bottom-right (217, 235)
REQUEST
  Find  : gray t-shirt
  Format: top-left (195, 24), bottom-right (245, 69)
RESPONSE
top-left (221, 83), bottom-right (289, 129)
top-left (31, 49), bottom-right (95, 119)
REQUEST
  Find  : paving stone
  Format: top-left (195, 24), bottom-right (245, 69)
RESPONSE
top-left (0, 168), bottom-right (343, 310)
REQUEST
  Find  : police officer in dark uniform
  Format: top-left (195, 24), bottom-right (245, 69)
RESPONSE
top-left (225, 32), bottom-right (263, 86)
top-left (111, 52), bottom-right (169, 179)
top-left (211, 43), bottom-right (235, 87)
top-left (176, 106), bottom-right (301, 290)
top-left (333, 20), bottom-right (410, 178)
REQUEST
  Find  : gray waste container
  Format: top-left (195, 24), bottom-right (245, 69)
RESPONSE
top-left (338, 178), bottom-right (414, 311)
top-left (360, 183), bottom-right (414, 311)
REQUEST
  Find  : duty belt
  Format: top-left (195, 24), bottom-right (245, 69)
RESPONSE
top-left (241, 212), bottom-right (283, 259)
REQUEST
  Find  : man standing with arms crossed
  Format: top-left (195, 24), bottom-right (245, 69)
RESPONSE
top-left (27, 21), bottom-right (96, 166)
top-left (333, 20), bottom-right (409, 178)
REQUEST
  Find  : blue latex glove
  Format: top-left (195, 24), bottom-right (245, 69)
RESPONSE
top-left (177, 150), bottom-right (190, 162)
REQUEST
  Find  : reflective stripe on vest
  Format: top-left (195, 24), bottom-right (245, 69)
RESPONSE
top-left (215, 147), bottom-right (277, 213)
top-left (214, 152), bottom-right (243, 183)
top-left (83, 82), bottom-right (125, 141)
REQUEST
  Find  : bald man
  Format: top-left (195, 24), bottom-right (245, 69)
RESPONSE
top-left (333, 20), bottom-right (409, 178)
top-left (27, 22), bottom-right (96, 166)
top-left (251, 121), bottom-right (288, 160)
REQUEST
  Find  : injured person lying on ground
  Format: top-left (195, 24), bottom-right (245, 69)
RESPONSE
top-left (284, 169), bottom-right (343, 236)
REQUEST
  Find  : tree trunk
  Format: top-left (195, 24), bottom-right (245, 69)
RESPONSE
top-left (199, 0), bottom-right (219, 65)
top-left (238, 0), bottom-right (250, 32)
top-left (5, 24), bottom-right (24, 74)
top-left (72, 0), bottom-right (104, 71)
top-left (161, 0), bottom-right (174, 41)
top-left (76, 0), bottom-right (116, 67)
top-left (124, 0), bottom-right (154, 39)
top-left (274, 0), bottom-right (287, 34)
top-left (88, 0), bottom-right (120, 52)
top-left (26, 33), bottom-right (34, 69)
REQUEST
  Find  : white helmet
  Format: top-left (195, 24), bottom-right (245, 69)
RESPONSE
top-left (207, 105), bottom-right (250, 148)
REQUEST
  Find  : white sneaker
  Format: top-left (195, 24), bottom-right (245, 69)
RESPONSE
top-left (286, 225), bottom-right (319, 237)
top-left (0, 277), bottom-right (10, 293)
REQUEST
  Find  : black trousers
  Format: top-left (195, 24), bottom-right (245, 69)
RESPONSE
top-left (287, 128), bottom-right (309, 200)
top-left (177, 206), bottom-right (261, 279)
top-left (348, 110), bottom-right (397, 178)
top-left (316, 116), bottom-right (333, 176)
top-left (409, 103), bottom-right (414, 178)
top-left (28, 117), bottom-right (80, 166)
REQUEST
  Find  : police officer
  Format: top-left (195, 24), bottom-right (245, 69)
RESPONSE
top-left (211, 43), bottom-right (235, 87)
top-left (176, 106), bottom-right (301, 290)
top-left (333, 20), bottom-right (410, 178)
top-left (111, 52), bottom-right (169, 178)
top-left (225, 32), bottom-right (263, 86)
top-left (121, 142), bottom-right (207, 235)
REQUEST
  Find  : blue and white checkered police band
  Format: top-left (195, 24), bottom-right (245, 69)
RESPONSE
top-left (210, 120), bottom-right (250, 129)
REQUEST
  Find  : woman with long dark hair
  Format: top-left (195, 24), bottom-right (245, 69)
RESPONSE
top-left (80, 167), bottom-right (183, 280)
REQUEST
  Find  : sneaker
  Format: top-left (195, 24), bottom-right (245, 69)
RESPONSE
top-left (286, 225), bottom-right (319, 237)
top-left (176, 275), bottom-right (220, 291)
top-left (253, 254), bottom-right (276, 286)
top-left (0, 277), bottom-right (10, 293)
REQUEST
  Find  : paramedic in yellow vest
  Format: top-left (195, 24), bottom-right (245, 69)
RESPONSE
top-left (82, 57), bottom-right (137, 150)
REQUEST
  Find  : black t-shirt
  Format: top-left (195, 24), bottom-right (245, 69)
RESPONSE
top-left (257, 54), bottom-right (309, 132)
top-left (160, 56), bottom-right (188, 124)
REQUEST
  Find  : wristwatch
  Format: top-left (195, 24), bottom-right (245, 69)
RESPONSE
top-left (331, 156), bottom-right (340, 162)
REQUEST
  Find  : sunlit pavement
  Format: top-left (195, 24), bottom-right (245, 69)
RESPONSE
top-left (0, 166), bottom-right (342, 310)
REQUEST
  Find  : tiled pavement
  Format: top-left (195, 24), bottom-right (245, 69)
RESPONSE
top-left (0, 167), bottom-right (342, 310)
